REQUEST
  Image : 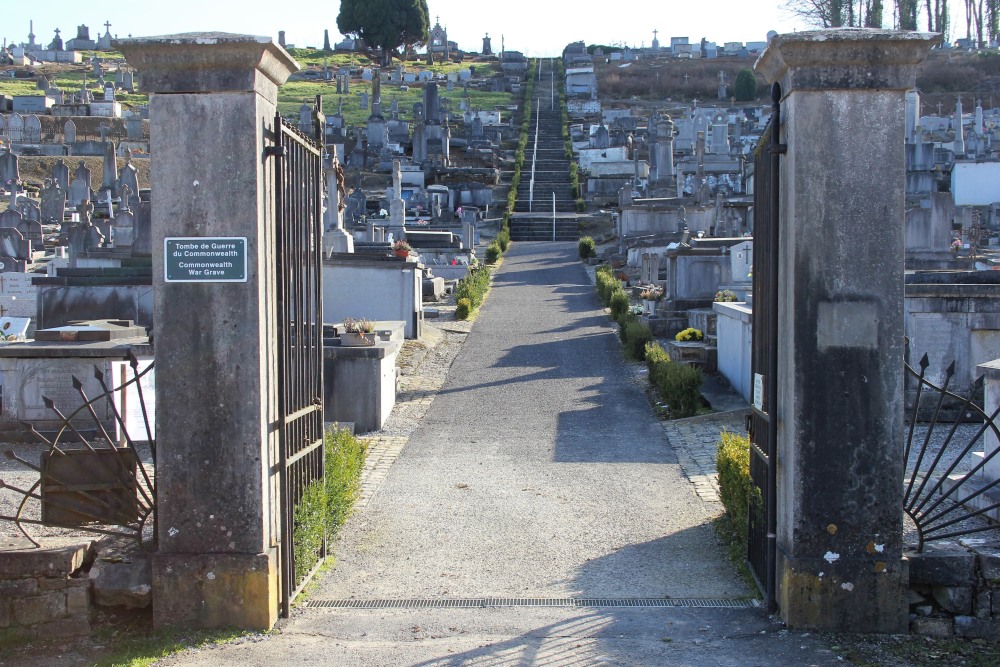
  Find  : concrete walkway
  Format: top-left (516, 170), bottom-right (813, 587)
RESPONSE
top-left (160, 243), bottom-right (846, 666)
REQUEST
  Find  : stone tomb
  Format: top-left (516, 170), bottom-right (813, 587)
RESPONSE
top-left (0, 319), bottom-right (151, 434)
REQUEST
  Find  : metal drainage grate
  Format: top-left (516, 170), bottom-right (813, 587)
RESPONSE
top-left (304, 597), bottom-right (758, 610)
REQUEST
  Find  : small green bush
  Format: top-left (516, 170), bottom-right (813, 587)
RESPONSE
top-left (645, 341), bottom-right (669, 373)
top-left (455, 265), bottom-right (491, 312)
top-left (575, 198), bottom-right (586, 212)
top-left (622, 320), bottom-right (653, 360)
top-left (496, 229), bottom-right (511, 252)
top-left (455, 297), bottom-right (472, 320)
top-left (291, 427), bottom-right (366, 582)
top-left (609, 289), bottom-right (630, 321)
top-left (717, 430), bottom-right (758, 553)
top-left (578, 236), bottom-right (596, 259)
top-left (596, 272), bottom-right (617, 306)
top-left (675, 327), bottom-right (704, 342)
top-left (652, 361), bottom-right (704, 418)
top-left (485, 241), bottom-right (502, 264)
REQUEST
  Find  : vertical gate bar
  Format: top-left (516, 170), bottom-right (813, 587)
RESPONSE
top-left (764, 82), bottom-right (782, 615)
top-left (273, 115), bottom-right (290, 620)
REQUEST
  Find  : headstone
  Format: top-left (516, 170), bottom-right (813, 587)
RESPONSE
top-left (113, 202), bottom-right (135, 248)
top-left (0, 208), bottom-right (22, 231)
top-left (132, 199), bottom-right (152, 256)
top-left (0, 273), bottom-right (36, 316)
top-left (64, 119), bottom-right (77, 143)
top-left (102, 141), bottom-right (118, 192)
top-left (24, 115), bottom-right (41, 143)
top-left (118, 159), bottom-right (140, 207)
top-left (0, 227), bottom-right (31, 262)
top-left (126, 116), bottom-right (144, 140)
top-left (40, 178), bottom-right (67, 225)
top-left (359, 91), bottom-right (369, 110)
top-left (52, 159), bottom-right (70, 191)
top-left (388, 159), bottom-right (404, 227)
top-left (0, 149), bottom-right (18, 186)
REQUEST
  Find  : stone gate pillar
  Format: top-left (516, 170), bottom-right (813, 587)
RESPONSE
top-left (117, 33), bottom-right (298, 630)
top-left (755, 29), bottom-right (937, 632)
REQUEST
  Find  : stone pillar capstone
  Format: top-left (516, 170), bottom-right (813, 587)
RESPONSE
top-left (117, 32), bottom-right (299, 632)
top-left (755, 28), bottom-right (938, 633)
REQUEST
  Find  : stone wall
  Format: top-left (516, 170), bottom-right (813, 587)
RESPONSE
top-left (908, 541), bottom-right (1000, 639)
top-left (0, 542), bottom-right (92, 639)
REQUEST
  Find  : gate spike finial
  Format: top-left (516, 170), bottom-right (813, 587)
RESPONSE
top-left (919, 353), bottom-right (930, 371)
top-left (71, 376), bottom-right (83, 390)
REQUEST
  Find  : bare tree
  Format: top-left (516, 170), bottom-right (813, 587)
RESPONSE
top-left (785, 0), bottom-right (886, 27)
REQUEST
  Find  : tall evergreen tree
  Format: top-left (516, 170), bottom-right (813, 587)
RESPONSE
top-left (337, 0), bottom-right (430, 66)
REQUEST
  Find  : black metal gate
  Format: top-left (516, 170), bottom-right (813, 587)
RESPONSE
top-left (747, 82), bottom-right (784, 613)
top-left (270, 112), bottom-right (326, 617)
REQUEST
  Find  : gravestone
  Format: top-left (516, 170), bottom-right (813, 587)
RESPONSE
top-left (0, 272), bottom-right (37, 317)
top-left (0, 149), bottom-right (19, 185)
top-left (64, 119), bottom-right (77, 143)
top-left (0, 208), bottom-right (22, 230)
top-left (112, 199), bottom-right (135, 247)
top-left (388, 160), bottom-right (404, 228)
top-left (323, 154), bottom-right (353, 254)
top-left (24, 115), bottom-right (41, 143)
top-left (118, 160), bottom-right (140, 208)
top-left (359, 91), bottom-right (369, 110)
top-left (126, 116), bottom-right (144, 140)
top-left (7, 114), bottom-right (23, 143)
top-left (102, 141), bottom-right (118, 193)
top-left (0, 227), bottom-right (31, 268)
top-left (40, 178), bottom-right (67, 225)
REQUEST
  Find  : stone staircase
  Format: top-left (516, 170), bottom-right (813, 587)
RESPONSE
top-left (511, 58), bottom-right (578, 241)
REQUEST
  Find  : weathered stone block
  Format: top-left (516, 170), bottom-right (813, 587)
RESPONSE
top-left (0, 578), bottom-right (38, 597)
top-left (65, 586), bottom-right (89, 616)
top-left (910, 616), bottom-right (954, 637)
top-left (977, 590), bottom-right (992, 619)
top-left (37, 616), bottom-right (89, 638)
top-left (906, 547), bottom-right (977, 586)
top-left (90, 558), bottom-right (151, 609)
top-left (37, 577), bottom-right (67, 591)
top-left (955, 615), bottom-right (1000, 640)
top-left (0, 543), bottom-right (92, 579)
top-left (0, 601), bottom-right (9, 628)
top-left (977, 546), bottom-right (1000, 582)
top-left (152, 551), bottom-right (277, 631)
top-left (932, 586), bottom-right (974, 615)
top-left (13, 591), bottom-right (65, 626)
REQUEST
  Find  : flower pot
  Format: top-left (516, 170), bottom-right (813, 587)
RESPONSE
top-left (394, 249), bottom-right (411, 258)
top-left (340, 331), bottom-right (377, 347)
top-left (643, 299), bottom-right (657, 315)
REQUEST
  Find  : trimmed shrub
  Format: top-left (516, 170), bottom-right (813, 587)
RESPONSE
top-left (578, 236), bottom-right (596, 259)
top-left (455, 265), bottom-right (491, 313)
top-left (455, 297), bottom-right (472, 320)
top-left (645, 341), bottom-right (669, 373)
top-left (652, 361), bottom-right (704, 418)
top-left (291, 427), bottom-right (366, 581)
top-left (485, 241), bottom-right (502, 264)
top-left (622, 320), bottom-right (653, 360)
top-left (575, 198), bottom-right (586, 212)
top-left (496, 229), bottom-right (511, 252)
top-left (609, 289), bottom-right (630, 321)
top-left (717, 430), bottom-right (757, 552)
top-left (596, 272), bottom-right (617, 306)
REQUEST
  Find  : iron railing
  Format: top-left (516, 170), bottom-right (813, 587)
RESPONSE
top-left (0, 352), bottom-right (155, 548)
top-left (903, 344), bottom-right (1000, 551)
top-left (271, 111), bottom-right (326, 617)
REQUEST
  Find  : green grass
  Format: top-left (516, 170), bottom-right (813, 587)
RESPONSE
top-left (89, 628), bottom-right (251, 667)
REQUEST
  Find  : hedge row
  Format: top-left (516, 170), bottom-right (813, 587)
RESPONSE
top-left (292, 427), bottom-right (367, 582)
top-left (645, 342), bottom-right (704, 419)
top-left (455, 264), bottom-right (492, 320)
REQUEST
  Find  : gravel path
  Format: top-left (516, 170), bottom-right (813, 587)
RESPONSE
top-left (158, 242), bottom-right (845, 667)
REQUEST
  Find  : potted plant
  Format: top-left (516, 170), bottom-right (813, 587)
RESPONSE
top-left (392, 239), bottom-right (412, 258)
top-left (675, 327), bottom-right (704, 342)
top-left (714, 289), bottom-right (738, 303)
top-left (340, 317), bottom-right (377, 346)
top-left (640, 288), bottom-right (662, 315)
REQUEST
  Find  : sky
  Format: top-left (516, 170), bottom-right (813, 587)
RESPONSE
top-left (4, 1), bottom-right (971, 58)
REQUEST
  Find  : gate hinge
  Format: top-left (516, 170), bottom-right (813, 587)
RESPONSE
top-left (771, 144), bottom-right (787, 155)
top-left (265, 146), bottom-right (286, 159)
